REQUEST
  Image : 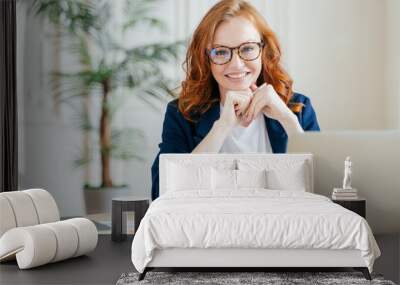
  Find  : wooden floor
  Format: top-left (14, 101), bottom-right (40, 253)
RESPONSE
top-left (0, 234), bottom-right (398, 285)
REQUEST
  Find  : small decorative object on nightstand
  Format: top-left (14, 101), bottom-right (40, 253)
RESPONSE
top-left (332, 197), bottom-right (366, 218)
top-left (112, 196), bottom-right (149, 242)
top-left (332, 156), bottom-right (359, 200)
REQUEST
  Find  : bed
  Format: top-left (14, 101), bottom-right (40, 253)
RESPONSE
top-left (131, 153), bottom-right (381, 281)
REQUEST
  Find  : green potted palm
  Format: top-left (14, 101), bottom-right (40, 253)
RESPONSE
top-left (33, 0), bottom-right (183, 214)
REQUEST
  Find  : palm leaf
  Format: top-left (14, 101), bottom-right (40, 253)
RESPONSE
top-left (32, 0), bottom-right (99, 34)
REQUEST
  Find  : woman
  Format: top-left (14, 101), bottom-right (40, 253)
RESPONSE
top-left (151, 0), bottom-right (320, 200)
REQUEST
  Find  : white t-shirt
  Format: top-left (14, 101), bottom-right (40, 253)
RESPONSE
top-left (219, 103), bottom-right (273, 153)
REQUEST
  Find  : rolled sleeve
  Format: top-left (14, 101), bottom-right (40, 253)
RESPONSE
top-left (301, 97), bottom-right (320, 131)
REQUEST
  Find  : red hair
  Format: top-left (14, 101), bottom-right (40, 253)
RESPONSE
top-left (178, 0), bottom-right (303, 122)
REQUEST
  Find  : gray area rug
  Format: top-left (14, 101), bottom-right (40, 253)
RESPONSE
top-left (116, 271), bottom-right (396, 285)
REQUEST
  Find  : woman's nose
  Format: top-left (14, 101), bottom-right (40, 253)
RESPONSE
top-left (228, 50), bottom-right (245, 68)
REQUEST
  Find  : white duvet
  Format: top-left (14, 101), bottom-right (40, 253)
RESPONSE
top-left (131, 190), bottom-right (380, 273)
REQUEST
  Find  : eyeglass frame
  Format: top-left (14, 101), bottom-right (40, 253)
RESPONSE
top-left (206, 41), bottom-right (265, 65)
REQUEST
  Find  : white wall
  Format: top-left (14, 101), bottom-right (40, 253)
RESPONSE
top-left (286, 0), bottom-right (387, 130)
top-left (17, 0), bottom-right (400, 221)
top-left (385, 0), bottom-right (400, 129)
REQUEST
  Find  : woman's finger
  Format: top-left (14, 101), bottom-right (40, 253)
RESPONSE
top-left (253, 101), bottom-right (264, 119)
top-left (231, 89), bottom-right (252, 111)
top-left (244, 93), bottom-right (260, 118)
top-left (247, 102), bottom-right (258, 122)
top-left (250, 83), bottom-right (258, 93)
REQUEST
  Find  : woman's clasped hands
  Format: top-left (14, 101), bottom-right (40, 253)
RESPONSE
top-left (220, 83), bottom-right (295, 130)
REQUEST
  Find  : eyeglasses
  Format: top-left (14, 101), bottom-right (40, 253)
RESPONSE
top-left (207, 41), bottom-right (264, 65)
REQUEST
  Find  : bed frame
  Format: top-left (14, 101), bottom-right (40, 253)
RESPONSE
top-left (139, 154), bottom-right (372, 281)
top-left (140, 248), bottom-right (371, 280)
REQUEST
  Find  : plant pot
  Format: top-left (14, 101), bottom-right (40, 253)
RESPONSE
top-left (83, 185), bottom-right (129, 215)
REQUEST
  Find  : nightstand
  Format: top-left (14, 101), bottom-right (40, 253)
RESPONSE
top-left (332, 197), bottom-right (366, 218)
top-left (111, 196), bottom-right (150, 242)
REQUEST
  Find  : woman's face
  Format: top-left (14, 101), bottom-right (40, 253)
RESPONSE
top-left (210, 16), bottom-right (262, 94)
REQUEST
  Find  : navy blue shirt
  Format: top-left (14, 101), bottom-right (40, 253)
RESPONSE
top-left (151, 92), bottom-right (320, 200)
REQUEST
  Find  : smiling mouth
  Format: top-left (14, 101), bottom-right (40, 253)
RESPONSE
top-left (225, 72), bottom-right (251, 79)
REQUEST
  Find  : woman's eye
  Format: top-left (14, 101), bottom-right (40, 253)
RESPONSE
top-left (242, 46), bottom-right (254, 53)
top-left (215, 49), bottom-right (228, 56)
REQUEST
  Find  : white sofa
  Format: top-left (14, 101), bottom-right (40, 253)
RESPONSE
top-left (0, 189), bottom-right (98, 269)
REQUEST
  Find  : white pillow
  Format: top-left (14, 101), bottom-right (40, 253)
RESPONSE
top-left (266, 163), bottom-right (307, 191)
top-left (211, 168), bottom-right (236, 190)
top-left (237, 158), bottom-right (309, 191)
top-left (167, 162), bottom-right (211, 191)
top-left (236, 169), bottom-right (268, 188)
top-left (211, 168), bottom-right (268, 190)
